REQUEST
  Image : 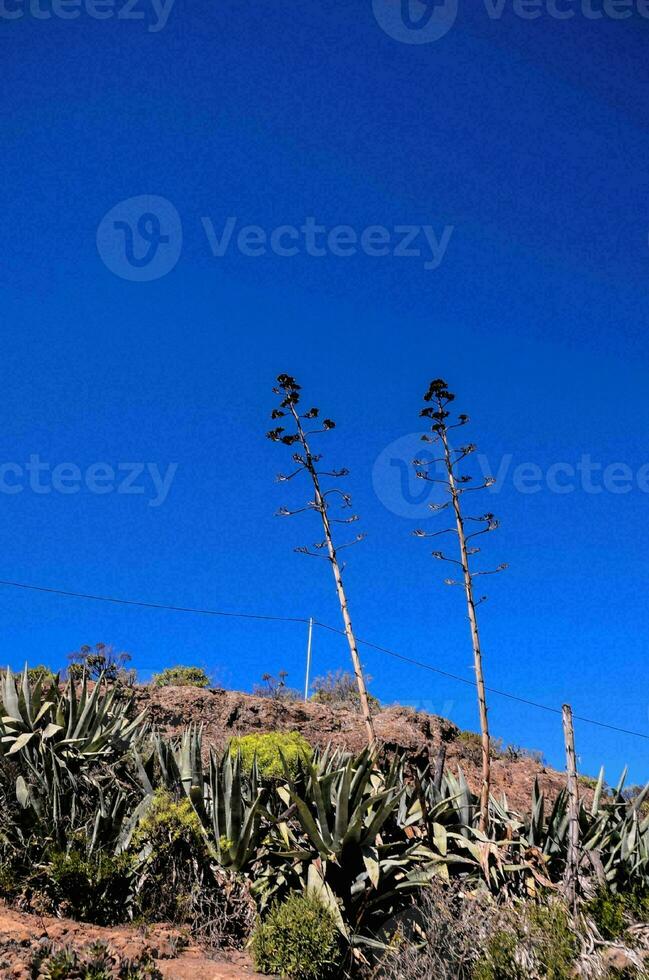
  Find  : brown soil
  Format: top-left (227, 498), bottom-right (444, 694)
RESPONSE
top-left (135, 684), bottom-right (574, 814)
top-left (0, 902), bottom-right (262, 978)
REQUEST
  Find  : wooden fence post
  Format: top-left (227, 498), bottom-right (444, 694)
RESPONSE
top-left (562, 703), bottom-right (580, 910)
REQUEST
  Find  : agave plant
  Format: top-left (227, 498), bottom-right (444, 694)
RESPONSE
top-left (253, 746), bottom-right (432, 955)
top-left (581, 768), bottom-right (649, 893)
top-left (397, 765), bottom-right (557, 896)
top-left (516, 769), bottom-right (649, 896)
top-left (0, 667), bottom-right (149, 855)
top-left (0, 666), bottom-right (147, 768)
top-left (280, 746), bottom-right (404, 859)
top-left (410, 764), bottom-right (649, 899)
top-left (153, 725), bottom-right (266, 872)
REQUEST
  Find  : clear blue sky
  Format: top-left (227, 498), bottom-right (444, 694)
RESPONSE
top-left (2, 1), bottom-right (649, 784)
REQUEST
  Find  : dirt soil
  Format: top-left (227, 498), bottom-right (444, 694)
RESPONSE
top-left (135, 684), bottom-right (575, 814)
top-left (0, 902), bottom-right (263, 978)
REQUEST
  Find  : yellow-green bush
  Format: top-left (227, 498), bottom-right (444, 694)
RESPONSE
top-left (229, 731), bottom-right (312, 779)
top-left (132, 789), bottom-right (204, 851)
top-left (151, 665), bottom-right (210, 688)
top-left (252, 893), bottom-right (342, 979)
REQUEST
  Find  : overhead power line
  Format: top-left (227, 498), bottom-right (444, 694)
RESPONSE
top-left (315, 621), bottom-right (649, 742)
top-left (0, 579), bottom-right (310, 625)
top-left (0, 578), bottom-right (647, 743)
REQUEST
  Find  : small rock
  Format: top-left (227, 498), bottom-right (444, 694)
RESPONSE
top-left (602, 944), bottom-right (643, 973)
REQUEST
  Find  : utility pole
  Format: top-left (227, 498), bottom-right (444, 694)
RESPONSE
top-left (562, 703), bottom-right (580, 911)
top-left (304, 617), bottom-right (313, 702)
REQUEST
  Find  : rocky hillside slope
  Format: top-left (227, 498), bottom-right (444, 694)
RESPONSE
top-left (134, 685), bottom-right (572, 814)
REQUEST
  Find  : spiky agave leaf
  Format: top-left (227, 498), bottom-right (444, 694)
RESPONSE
top-left (152, 728), bottom-right (265, 873)
top-left (0, 666), bottom-right (147, 767)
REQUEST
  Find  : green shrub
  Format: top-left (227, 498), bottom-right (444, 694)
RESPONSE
top-left (473, 930), bottom-right (523, 980)
top-left (473, 902), bottom-right (578, 980)
top-left (252, 893), bottom-right (343, 979)
top-left (130, 789), bottom-right (210, 923)
top-left (26, 664), bottom-right (56, 687)
top-left (0, 862), bottom-right (15, 897)
top-left (528, 903), bottom-right (579, 978)
top-left (43, 850), bottom-right (134, 924)
top-left (586, 887), bottom-right (649, 940)
top-left (310, 669), bottom-right (380, 711)
top-left (457, 730), bottom-right (487, 765)
top-left (132, 789), bottom-right (204, 851)
top-left (151, 665), bottom-right (210, 688)
top-left (587, 890), bottom-right (627, 940)
top-left (229, 731), bottom-right (312, 779)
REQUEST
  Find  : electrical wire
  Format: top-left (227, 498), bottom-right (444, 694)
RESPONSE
top-left (0, 578), bottom-right (647, 742)
top-left (0, 579), bottom-right (310, 625)
top-left (314, 621), bottom-right (649, 741)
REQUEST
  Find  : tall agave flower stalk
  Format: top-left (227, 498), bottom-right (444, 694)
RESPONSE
top-left (267, 374), bottom-right (376, 748)
top-left (413, 379), bottom-right (506, 833)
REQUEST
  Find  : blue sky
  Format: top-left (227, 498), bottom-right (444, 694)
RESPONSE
top-left (2, 0), bottom-right (649, 784)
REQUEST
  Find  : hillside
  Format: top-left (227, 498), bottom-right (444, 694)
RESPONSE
top-left (135, 684), bottom-right (573, 815)
top-left (1, 675), bottom-right (639, 980)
